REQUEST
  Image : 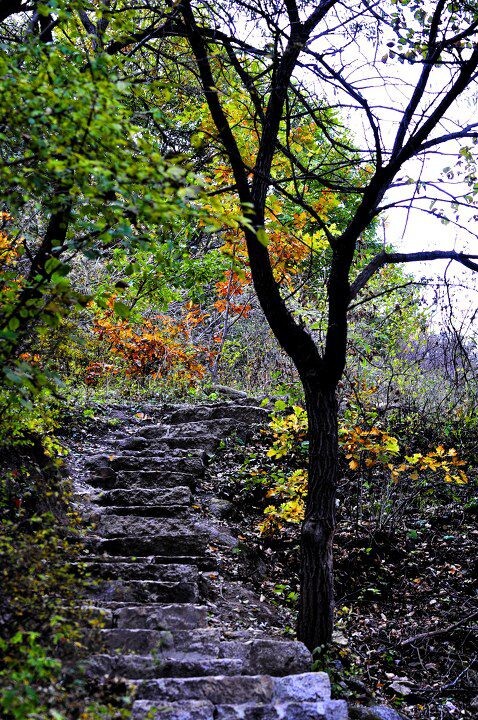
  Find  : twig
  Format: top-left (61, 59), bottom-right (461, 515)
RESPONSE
top-left (400, 610), bottom-right (478, 647)
top-left (439, 653), bottom-right (477, 692)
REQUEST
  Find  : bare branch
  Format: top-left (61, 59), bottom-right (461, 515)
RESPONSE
top-left (351, 250), bottom-right (478, 300)
top-left (400, 610), bottom-right (478, 647)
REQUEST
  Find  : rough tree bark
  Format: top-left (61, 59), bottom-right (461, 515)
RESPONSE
top-left (299, 382), bottom-right (339, 648)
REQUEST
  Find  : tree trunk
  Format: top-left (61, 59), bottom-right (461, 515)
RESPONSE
top-left (297, 381), bottom-right (338, 651)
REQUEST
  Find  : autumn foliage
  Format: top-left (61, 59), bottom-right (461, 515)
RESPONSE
top-left (85, 299), bottom-right (208, 385)
top-left (258, 404), bottom-right (468, 535)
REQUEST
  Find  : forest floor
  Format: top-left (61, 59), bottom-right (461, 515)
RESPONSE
top-left (205, 426), bottom-right (478, 720)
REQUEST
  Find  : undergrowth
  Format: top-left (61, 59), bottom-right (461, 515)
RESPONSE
top-left (0, 391), bottom-right (132, 720)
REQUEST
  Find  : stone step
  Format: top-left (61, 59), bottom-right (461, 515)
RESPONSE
top-left (99, 628), bottom-right (175, 653)
top-left (110, 448), bottom-right (208, 463)
top-left (96, 505), bottom-right (191, 518)
top-left (87, 635), bottom-right (310, 676)
top-left (90, 515), bottom-right (205, 539)
top-left (162, 404), bottom-right (270, 426)
top-left (80, 553), bottom-right (217, 570)
top-left (112, 603), bottom-right (208, 630)
top-left (211, 700), bottom-right (348, 720)
top-left (98, 628), bottom-right (225, 654)
top-left (134, 672), bottom-right (334, 704)
top-left (85, 653), bottom-right (244, 679)
top-left (132, 699), bottom-right (348, 720)
top-left (87, 470), bottom-right (197, 491)
top-left (115, 471), bottom-right (197, 490)
top-left (85, 536), bottom-right (209, 558)
top-left (135, 418), bottom-right (239, 439)
top-left (80, 603), bottom-right (208, 631)
top-left (132, 699), bottom-right (213, 720)
top-left (88, 578), bottom-right (199, 604)
top-left (98, 631), bottom-right (310, 677)
top-left (117, 435), bottom-right (219, 454)
top-left (92, 487), bottom-right (192, 507)
top-left (81, 561), bottom-right (198, 583)
top-left (85, 453), bottom-right (205, 475)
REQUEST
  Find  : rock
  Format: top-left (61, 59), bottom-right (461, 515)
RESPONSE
top-left (273, 672), bottom-right (331, 702)
top-left (388, 680), bottom-right (413, 696)
top-left (99, 505), bottom-right (191, 518)
top-left (349, 705), bottom-right (407, 720)
top-left (86, 653), bottom-right (245, 679)
top-left (210, 384), bottom-right (250, 400)
top-left (85, 453), bottom-right (205, 475)
top-left (82, 560), bottom-right (198, 582)
top-left (245, 639), bottom-right (311, 676)
top-left (208, 498), bottom-right (233, 518)
top-left (195, 520), bottom-right (237, 549)
top-left (138, 421), bottom-right (225, 439)
top-left (88, 466), bottom-right (117, 487)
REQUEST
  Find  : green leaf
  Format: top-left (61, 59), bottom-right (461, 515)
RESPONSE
top-left (113, 300), bottom-right (130, 319)
top-left (256, 227), bottom-right (269, 247)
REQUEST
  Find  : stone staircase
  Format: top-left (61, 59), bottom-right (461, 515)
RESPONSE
top-left (70, 400), bottom-right (348, 719)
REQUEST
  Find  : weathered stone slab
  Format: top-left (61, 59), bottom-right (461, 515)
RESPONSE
top-left (136, 675), bottom-right (275, 704)
top-left (132, 699), bottom-right (214, 720)
top-left (163, 404), bottom-right (269, 426)
top-left (138, 419), bottom-right (239, 440)
top-left (99, 505), bottom-right (191, 518)
top-left (272, 672), bottom-right (331, 702)
top-left (99, 628), bottom-right (174, 653)
top-left (94, 487), bottom-right (192, 507)
top-left (87, 466), bottom-right (117, 488)
top-left (118, 435), bottom-right (219, 454)
top-left (89, 578), bottom-right (198, 604)
top-left (113, 603), bottom-right (208, 631)
top-left (87, 469), bottom-right (196, 491)
top-left (244, 639), bottom-right (311, 676)
top-left (83, 561), bottom-right (198, 583)
top-left (86, 453), bottom-right (205, 475)
top-left (92, 515), bottom-right (205, 539)
top-left (115, 471), bottom-right (197, 490)
top-left (81, 551), bottom-right (216, 566)
top-left (85, 653), bottom-right (244, 679)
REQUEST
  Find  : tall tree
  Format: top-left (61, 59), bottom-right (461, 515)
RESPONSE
top-left (156, 0), bottom-right (478, 650)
